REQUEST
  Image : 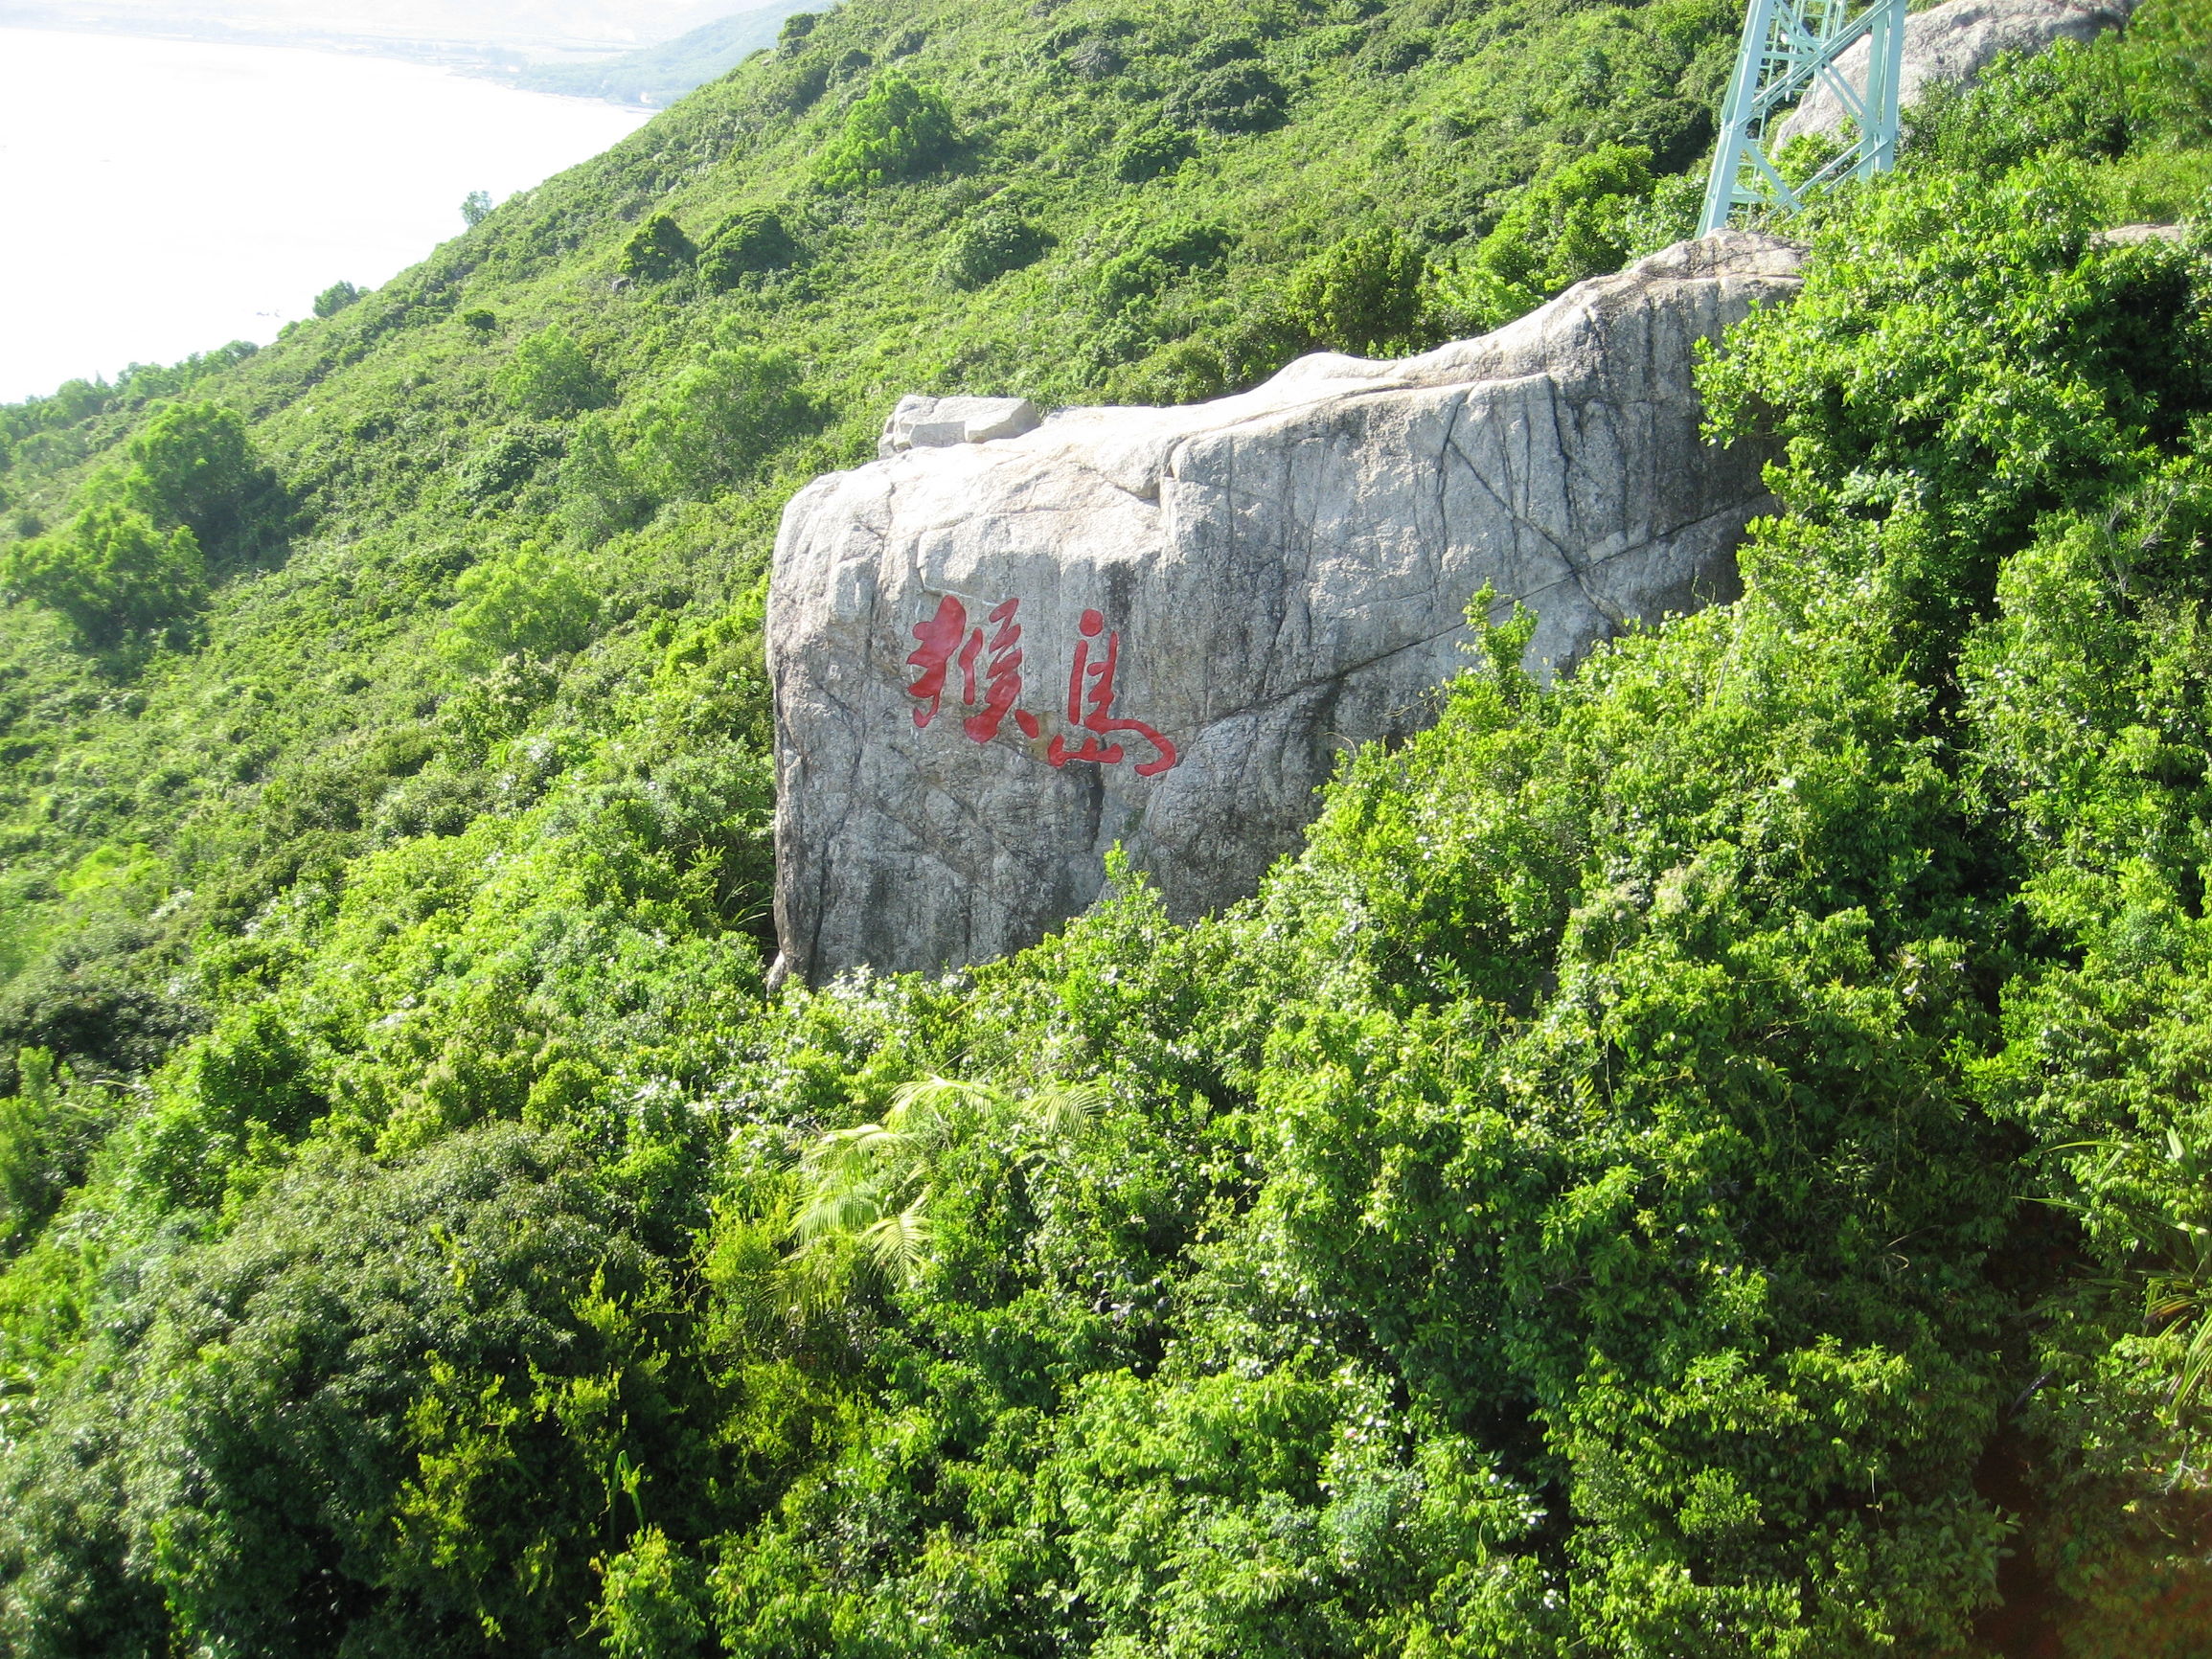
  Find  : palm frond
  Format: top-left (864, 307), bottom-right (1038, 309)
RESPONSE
top-left (784, 1073), bottom-right (1109, 1295)
top-left (887, 1076), bottom-right (998, 1144)
top-left (791, 1181), bottom-right (886, 1246)
top-left (1025, 1081), bottom-right (1107, 1142)
top-left (859, 1196), bottom-right (932, 1281)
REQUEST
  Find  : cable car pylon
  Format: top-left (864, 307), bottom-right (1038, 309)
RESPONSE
top-left (1699, 0), bottom-right (1910, 235)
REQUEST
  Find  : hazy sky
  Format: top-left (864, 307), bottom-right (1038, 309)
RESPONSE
top-left (0, 27), bottom-right (649, 399)
top-left (3, 1), bottom-right (741, 50)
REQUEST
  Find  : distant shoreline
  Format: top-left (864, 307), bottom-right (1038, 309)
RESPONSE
top-left (0, 11), bottom-right (627, 89)
top-left (0, 5), bottom-right (812, 106)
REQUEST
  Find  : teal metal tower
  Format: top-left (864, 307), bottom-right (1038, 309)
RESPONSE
top-left (1699, 0), bottom-right (1910, 235)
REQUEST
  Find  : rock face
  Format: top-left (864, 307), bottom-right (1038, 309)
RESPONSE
top-left (768, 231), bottom-right (1805, 985)
top-left (2095, 223), bottom-right (2187, 247)
top-left (1776, 0), bottom-right (2137, 147)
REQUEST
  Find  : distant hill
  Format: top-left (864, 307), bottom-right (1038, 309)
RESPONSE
top-left (517, 0), bottom-right (826, 105)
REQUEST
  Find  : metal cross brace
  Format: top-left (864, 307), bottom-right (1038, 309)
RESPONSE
top-left (1699, 0), bottom-right (1909, 235)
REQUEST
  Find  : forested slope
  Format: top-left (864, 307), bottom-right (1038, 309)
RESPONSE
top-left (0, 0), bottom-right (2210, 1652)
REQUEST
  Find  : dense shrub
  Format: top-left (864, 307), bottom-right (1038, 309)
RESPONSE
top-left (311, 280), bottom-right (363, 319)
top-left (1281, 224), bottom-right (1433, 355)
top-left (453, 423), bottom-right (566, 503)
top-left (2, 502), bottom-right (206, 648)
top-left (1438, 143), bottom-right (1657, 332)
top-left (0, 1050), bottom-right (123, 1249)
top-left (556, 410), bottom-right (657, 544)
top-left (492, 324), bottom-right (610, 419)
top-left (1164, 59), bottom-right (1287, 134)
top-left (813, 71), bottom-right (958, 191)
top-left (1094, 216), bottom-right (1232, 307)
top-left (935, 206), bottom-right (1048, 288)
top-left (621, 212), bottom-right (698, 282)
top-left (698, 207), bottom-right (801, 288)
top-left (443, 542), bottom-right (601, 667)
top-left (1112, 122), bottom-right (1193, 182)
top-left (629, 340), bottom-right (817, 500)
top-left (123, 399), bottom-right (274, 553)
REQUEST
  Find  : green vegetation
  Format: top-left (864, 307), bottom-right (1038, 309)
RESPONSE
top-left (935, 207), bottom-right (1050, 290)
top-left (0, 0), bottom-right (2209, 1651)
top-left (495, 324), bottom-right (612, 419)
top-left (699, 206), bottom-right (803, 289)
top-left (814, 70), bottom-right (962, 191)
top-left (311, 280), bottom-right (364, 321)
top-left (1440, 140), bottom-right (1657, 330)
top-left (1282, 224), bottom-right (1432, 354)
top-left (621, 211), bottom-right (700, 282)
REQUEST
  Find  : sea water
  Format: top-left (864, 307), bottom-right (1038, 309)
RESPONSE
top-left (0, 28), bottom-right (650, 402)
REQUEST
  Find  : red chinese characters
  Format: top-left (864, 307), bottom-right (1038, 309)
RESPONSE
top-left (903, 593), bottom-right (1176, 776)
top-left (964, 598), bottom-right (1032, 743)
top-left (903, 593), bottom-right (968, 729)
top-left (1046, 608), bottom-right (1177, 778)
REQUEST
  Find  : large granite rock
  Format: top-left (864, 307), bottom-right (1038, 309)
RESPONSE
top-left (1776, 0), bottom-right (2137, 147)
top-left (768, 231), bottom-right (1806, 985)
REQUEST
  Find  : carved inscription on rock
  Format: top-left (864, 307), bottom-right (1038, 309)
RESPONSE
top-left (903, 592), bottom-right (1178, 777)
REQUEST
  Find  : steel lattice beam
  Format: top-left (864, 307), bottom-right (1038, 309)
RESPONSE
top-left (1699, 0), bottom-right (1909, 235)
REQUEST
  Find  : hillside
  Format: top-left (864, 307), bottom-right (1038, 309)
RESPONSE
top-left (1, 0), bottom-right (2211, 1652)
top-left (0, 0), bottom-right (1756, 1111)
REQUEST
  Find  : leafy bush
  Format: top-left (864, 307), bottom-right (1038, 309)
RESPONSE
top-left (934, 207), bottom-right (1047, 288)
top-left (1112, 123), bottom-right (1193, 182)
top-left (1164, 60), bottom-right (1287, 134)
top-left (2, 501), bottom-right (206, 648)
top-left (630, 340), bottom-right (817, 500)
top-left (122, 400), bottom-right (271, 551)
top-left (454, 423), bottom-right (566, 503)
top-left (311, 280), bottom-right (362, 319)
top-left (1094, 216), bottom-right (1232, 307)
top-left (813, 71), bottom-right (959, 191)
top-left (113, 1126), bottom-right (717, 1657)
top-left (0, 913), bottom-right (200, 1086)
top-left (1435, 143), bottom-right (1657, 332)
top-left (597, 1527), bottom-right (710, 1659)
top-left (698, 207), bottom-right (801, 289)
top-left (1281, 225), bottom-right (1433, 355)
top-left (621, 213), bottom-right (698, 282)
top-left (1187, 33), bottom-right (1262, 72)
top-left (0, 1049), bottom-right (119, 1251)
top-left (443, 542), bottom-right (601, 667)
top-left (1907, 40), bottom-right (2134, 177)
top-left (492, 324), bottom-right (610, 419)
top-left (557, 410), bottom-right (657, 545)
